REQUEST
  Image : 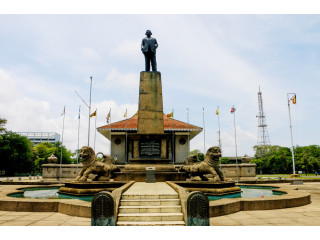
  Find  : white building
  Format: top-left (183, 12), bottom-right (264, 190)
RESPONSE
top-left (16, 132), bottom-right (60, 145)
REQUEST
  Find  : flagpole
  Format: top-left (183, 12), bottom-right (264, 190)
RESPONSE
top-left (77, 105), bottom-right (81, 172)
top-left (172, 109), bottom-right (175, 164)
top-left (287, 93), bottom-right (296, 174)
top-left (109, 108), bottom-right (112, 155)
top-left (94, 109), bottom-right (97, 153)
top-left (187, 108), bottom-right (190, 155)
top-left (125, 109), bottom-right (128, 164)
top-left (60, 106), bottom-right (66, 183)
top-left (88, 76), bottom-right (92, 146)
top-left (232, 106), bottom-right (239, 183)
top-left (202, 107), bottom-right (206, 154)
top-left (217, 106), bottom-right (222, 170)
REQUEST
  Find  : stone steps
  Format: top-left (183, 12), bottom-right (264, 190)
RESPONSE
top-left (116, 182), bottom-right (186, 226)
top-left (117, 212), bottom-right (184, 222)
top-left (117, 221), bottom-right (186, 226)
top-left (120, 198), bottom-right (180, 206)
top-left (122, 194), bottom-right (179, 199)
top-left (119, 205), bottom-right (182, 213)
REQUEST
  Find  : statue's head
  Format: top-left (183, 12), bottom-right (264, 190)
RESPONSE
top-left (80, 146), bottom-right (95, 162)
top-left (206, 146), bottom-right (221, 159)
top-left (145, 30), bottom-right (152, 36)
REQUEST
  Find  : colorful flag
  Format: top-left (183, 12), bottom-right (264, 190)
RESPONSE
top-left (61, 106), bottom-right (65, 116)
top-left (167, 112), bottom-right (173, 118)
top-left (216, 108), bottom-right (219, 115)
top-left (231, 106), bottom-right (236, 113)
top-left (202, 107), bottom-right (204, 116)
top-left (78, 106), bottom-right (81, 119)
top-left (106, 110), bottom-right (111, 123)
top-left (123, 111), bottom-right (126, 118)
top-left (90, 109), bottom-right (97, 118)
top-left (290, 94), bottom-right (296, 104)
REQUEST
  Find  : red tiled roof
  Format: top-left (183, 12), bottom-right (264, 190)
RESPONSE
top-left (97, 112), bottom-right (202, 131)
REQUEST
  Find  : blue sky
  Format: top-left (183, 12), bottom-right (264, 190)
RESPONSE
top-left (1, 14), bottom-right (320, 157)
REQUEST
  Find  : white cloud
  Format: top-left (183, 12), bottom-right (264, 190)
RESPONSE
top-left (111, 40), bottom-right (141, 61)
top-left (81, 47), bottom-right (102, 61)
top-left (103, 68), bottom-right (139, 89)
top-left (0, 68), bottom-right (138, 156)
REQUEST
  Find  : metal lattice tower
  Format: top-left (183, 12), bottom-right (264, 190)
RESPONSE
top-left (257, 86), bottom-right (270, 146)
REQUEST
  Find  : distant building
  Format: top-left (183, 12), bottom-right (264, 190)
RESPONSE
top-left (16, 132), bottom-right (60, 145)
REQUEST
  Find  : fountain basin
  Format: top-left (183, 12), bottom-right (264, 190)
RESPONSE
top-left (58, 181), bottom-right (128, 195)
top-left (8, 184), bottom-right (284, 201)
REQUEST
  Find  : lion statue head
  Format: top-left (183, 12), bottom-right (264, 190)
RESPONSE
top-left (206, 146), bottom-right (221, 160)
top-left (80, 146), bottom-right (96, 166)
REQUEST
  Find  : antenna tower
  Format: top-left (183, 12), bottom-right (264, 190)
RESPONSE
top-left (257, 86), bottom-right (270, 145)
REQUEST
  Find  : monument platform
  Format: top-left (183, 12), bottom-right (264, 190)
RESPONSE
top-left (128, 158), bottom-right (172, 164)
top-left (113, 164), bottom-right (186, 182)
top-left (58, 181), bottom-right (127, 195)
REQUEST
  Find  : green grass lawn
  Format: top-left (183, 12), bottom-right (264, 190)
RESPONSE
top-left (257, 174), bottom-right (320, 180)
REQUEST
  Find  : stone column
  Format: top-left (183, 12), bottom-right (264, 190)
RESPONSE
top-left (137, 72), bottom-right (164, 134)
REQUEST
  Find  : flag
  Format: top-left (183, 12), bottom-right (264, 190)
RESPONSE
top-left (216, 108), bottom-right (219, 115)
top-left (167, 112), bottom-right (173, 118)
top-left (61, 106), bottom-right (65, 116)
top-left (90, 109), bottom-right (97, 118)
top-left (231, 106), bottom-right (236, 113)
top-left (106, 110), bottom-right (111, 123)
top-left (78, 106), bottom-right (81, 119)
top-left (290, 94), bottom-right (296, 104)
top-left (123, 111), bottom-right (126, 118)
top-left (202, 107), bottom-right (204, 116)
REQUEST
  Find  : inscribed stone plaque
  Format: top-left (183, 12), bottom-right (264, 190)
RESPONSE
top-left (139, 140), bottom-right (161, 158)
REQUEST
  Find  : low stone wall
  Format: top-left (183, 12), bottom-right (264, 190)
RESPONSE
top-left (0, 183), bottom-right (135, 219)
top-left (42, 163), bottom-right (256, 181)
top-left (220, 163), bottom-right (256, 179)
top-left (166, 181), bottom-right (189, 225)
top-left (209, 185), bottom-right (311, 217)
top-left (111, 181), bottom-right (135, 222)
top-left (42, 164), bottom-right (82, 180)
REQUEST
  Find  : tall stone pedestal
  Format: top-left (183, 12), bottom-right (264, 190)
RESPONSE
top-left (138, 71), bottom-right (164, 134)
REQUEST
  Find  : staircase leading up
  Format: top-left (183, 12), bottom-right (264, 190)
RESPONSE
top-left (116, 182), bottom-right (185, 226)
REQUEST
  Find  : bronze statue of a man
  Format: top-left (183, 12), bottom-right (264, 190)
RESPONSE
top-left (141, 30), bottom-right (158, 72)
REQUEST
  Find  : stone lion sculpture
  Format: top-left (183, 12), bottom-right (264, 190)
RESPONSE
top-left (180, 146), bottom-right (225, 181)
top-left (75, 146), bottom-right (120, 182)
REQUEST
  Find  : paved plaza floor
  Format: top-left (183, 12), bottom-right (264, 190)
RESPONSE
top-left (0, 182), bottom-right (320, 226)
top-left (211, 182), bottom-right (320, 226)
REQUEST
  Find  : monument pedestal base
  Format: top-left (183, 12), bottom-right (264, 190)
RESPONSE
top-left (114, 164), bottom-right (186, 182)
top-left (113, 172), bottom-right (186, 182)
top-left (129, 158), bottom-right (172, 164)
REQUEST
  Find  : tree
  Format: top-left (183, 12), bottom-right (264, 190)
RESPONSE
top-left (0, 118), bottom-right (7, 132)
top-left (33, 142), bottom-right (56, 172)
top-left (0, 131), bottom-right (34, 176)
top-left (252, 144), bottom-right (320, 174)
top-left (53, 141), bottom-right (74, 164)
top-left (0, 118), bottom-right (7, 141)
